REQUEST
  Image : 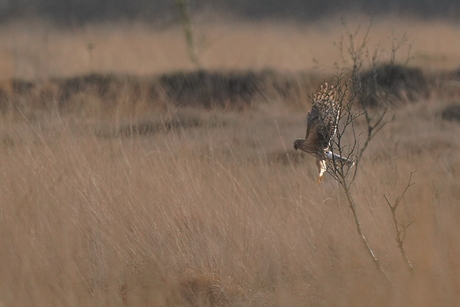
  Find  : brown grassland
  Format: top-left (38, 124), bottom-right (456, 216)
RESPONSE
top-left (1, 15), bottom-right (460, 79)
top-left (1, 14), bottom-right (460, 306)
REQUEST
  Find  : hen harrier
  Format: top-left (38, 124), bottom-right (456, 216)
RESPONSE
top-left (294, 83), bottom-right (354, 183)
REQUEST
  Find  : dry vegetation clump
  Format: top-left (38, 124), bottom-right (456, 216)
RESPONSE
top-left (0, 70), bottom-right (323, 119)
top-left (2, 66), bottom-right (455, 119)
top-left (358, 64), bottom-right (429, 108)
top-left (0, 79), bottom-right (39, 112)
top-left (54, 73), bottom-right (155, 116)
top-left (57, 73), bottom-right (124, 103)
top-left (157, 70), bottom-right (261, 109)
top-left (5, 65), bottom-right (460, 122)
top-left (429, 69), bottom-right (460, 100)
top-left (95, 110), bottom-right (231, 138)
top-left (157, 69), bottom-right (319, 110)
top-left (440, 103), bottom-right (460, 122)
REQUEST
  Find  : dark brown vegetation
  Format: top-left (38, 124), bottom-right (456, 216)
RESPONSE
top-left (2, 65), bottom-right (460, 118)
top-left (0, 70), bottom-right (322, 116)
top-left (358, 64), bottom-right (429, 108)
top-left (441, 103), bottom-right (460, 122)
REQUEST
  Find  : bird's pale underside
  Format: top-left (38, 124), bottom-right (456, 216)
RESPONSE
top-left (294, 83), bottom-right (354, 183)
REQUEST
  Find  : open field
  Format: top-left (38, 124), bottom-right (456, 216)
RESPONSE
top-left (1, 15), bottom-right (460, 306)
top-left (0, 15), bottom-right (460, 80)
top-left (1, 93), bottom-right (460, 306)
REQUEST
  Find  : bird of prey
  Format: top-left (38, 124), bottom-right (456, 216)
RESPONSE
top-left (294, 83), bottom-right (354, 183)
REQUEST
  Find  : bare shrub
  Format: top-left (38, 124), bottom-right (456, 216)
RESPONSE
top-left (321, 19), bottom-right (421, 280)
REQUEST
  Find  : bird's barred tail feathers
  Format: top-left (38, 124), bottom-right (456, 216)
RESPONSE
top-left (325, 151), bottom-right (354, 166)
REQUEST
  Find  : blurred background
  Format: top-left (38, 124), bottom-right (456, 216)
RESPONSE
top-left (0, 0), bottom-right (459, 80)
top-left (0, 0), bottom-right (460, 23)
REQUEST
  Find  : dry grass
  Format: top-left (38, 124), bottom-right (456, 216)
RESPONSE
top-left (1, 92), bottom-right (460, 306)
top-left (1, 14), bottom-right (460, 307)
top-left (0, 15), bottom-right (460, 80)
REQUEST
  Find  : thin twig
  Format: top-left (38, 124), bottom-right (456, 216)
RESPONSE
top-left (384, 171), bottom-right (416, 273)
top-left (344, 182), bottom-right (390, 281)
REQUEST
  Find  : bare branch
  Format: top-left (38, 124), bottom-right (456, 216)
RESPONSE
top-left (383, 172), bottom-right (417, 273)
top-left (323, 18), bottom-right (416, 281)
top-left (343, 183), bottom-right (390, 280)
top-left (324, 78), bottom-right (390, 282)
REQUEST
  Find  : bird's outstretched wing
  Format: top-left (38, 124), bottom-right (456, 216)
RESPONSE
top-left (305, 83), bottom-right (339, 151)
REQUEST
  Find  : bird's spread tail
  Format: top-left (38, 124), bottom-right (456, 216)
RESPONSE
top-left (325, 151), bottom-right (354, 166)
